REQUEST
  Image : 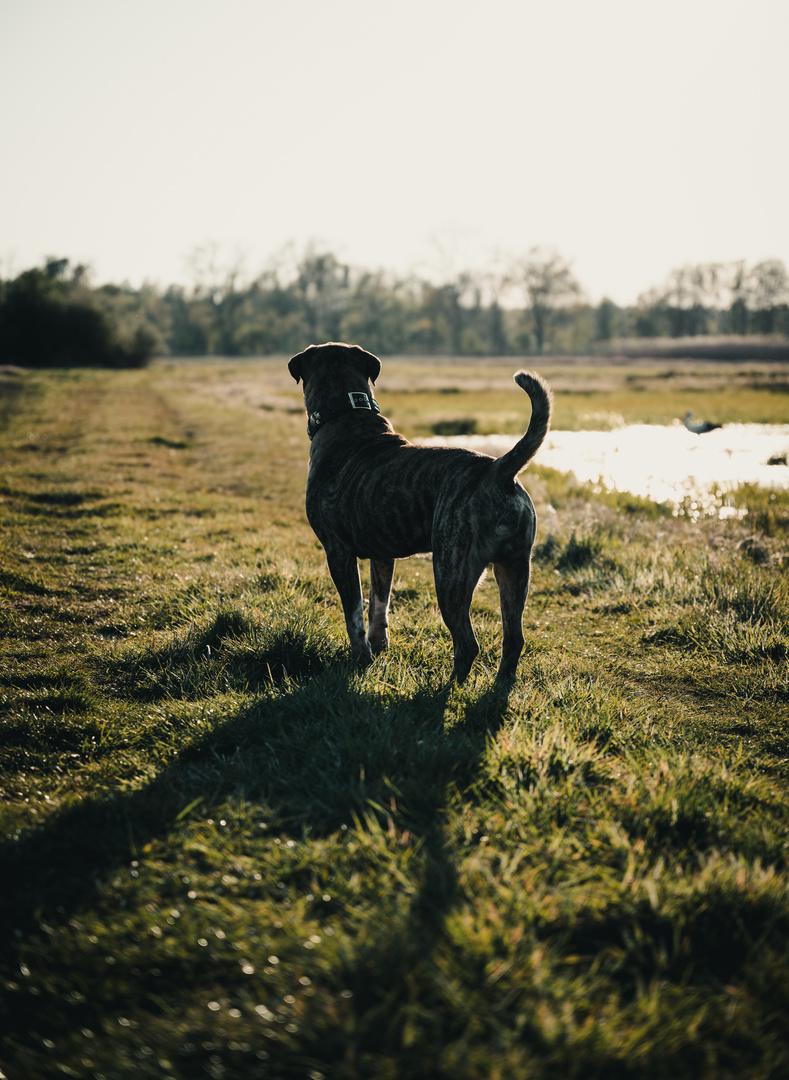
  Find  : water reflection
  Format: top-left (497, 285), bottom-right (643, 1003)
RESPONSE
top-left (425, 423), bottom-right (789, 517)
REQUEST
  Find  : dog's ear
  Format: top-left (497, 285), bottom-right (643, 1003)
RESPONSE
top-left (288, 348), bottom-right (310, 384)
top-left (353, 346), bottom-right (381, 385)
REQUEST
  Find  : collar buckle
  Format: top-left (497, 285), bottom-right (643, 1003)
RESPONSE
top-left (307, 391), bottom-right (380, 440)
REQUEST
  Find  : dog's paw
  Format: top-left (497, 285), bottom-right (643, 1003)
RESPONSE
top-left (366, 634), bottom-right (389, 655)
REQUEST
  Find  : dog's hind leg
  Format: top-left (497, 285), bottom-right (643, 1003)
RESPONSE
top-left (367, 558), bottom-right (394, 654)
top-left (325, 547), bottom-right (372, 664)
top-left (493, 553), bottom-right (531, 679)
top-left (433, 552), bottom-right (486, 684)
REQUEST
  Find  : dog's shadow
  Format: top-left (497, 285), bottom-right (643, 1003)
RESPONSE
top-left (1, 635), bottom-right (513, 979)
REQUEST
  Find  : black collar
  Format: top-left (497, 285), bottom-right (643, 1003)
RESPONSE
top-left (307, 390), bottom-right (381, 441)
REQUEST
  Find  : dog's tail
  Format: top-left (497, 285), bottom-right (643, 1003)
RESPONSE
top-left (492, 370), bottom-right (553, 479)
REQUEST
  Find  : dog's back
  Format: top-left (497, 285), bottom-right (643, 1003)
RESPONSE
top-left (305, 367), bottom-right (552, 563)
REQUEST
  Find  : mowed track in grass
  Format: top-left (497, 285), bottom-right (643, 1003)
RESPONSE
top-left (1, 358), bottom-right (788, 1080)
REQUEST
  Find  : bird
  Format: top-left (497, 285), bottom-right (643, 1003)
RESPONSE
top-left (683, 410), bottom-right (721, 435)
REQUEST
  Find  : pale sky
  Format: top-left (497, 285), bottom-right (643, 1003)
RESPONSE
top-left (1, 0), bottom-right (787, 305)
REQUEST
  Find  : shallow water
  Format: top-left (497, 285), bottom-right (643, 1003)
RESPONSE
top-left (425, 422), bottom-right (789, 517)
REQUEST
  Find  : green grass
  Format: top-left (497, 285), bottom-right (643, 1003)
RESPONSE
top-left (1, 358), bottom-right (788, 1079)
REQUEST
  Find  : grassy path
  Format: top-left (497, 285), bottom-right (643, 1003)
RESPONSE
top-left (1, 359), bottom-right (788, 1079)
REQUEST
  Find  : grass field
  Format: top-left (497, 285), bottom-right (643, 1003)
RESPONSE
top-left (1, 357), bottom-right (788, 1080)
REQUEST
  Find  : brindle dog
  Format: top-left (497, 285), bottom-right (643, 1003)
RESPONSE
top-left (288, 342), bottom-right (553, 683)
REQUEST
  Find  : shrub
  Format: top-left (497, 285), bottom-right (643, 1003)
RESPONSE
top-left (0, 259), bottom-right (158, 368)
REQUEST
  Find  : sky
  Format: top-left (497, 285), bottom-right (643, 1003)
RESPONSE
top-left (1, 0), bottom-right (787, 305)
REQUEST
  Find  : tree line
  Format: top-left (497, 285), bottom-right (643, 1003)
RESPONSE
top-left (1, 246), bottom-right (788, 368)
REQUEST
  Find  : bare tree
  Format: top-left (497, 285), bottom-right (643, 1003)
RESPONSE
top-left (660, 263), bottom-right (724, 336)
top-left (749, 259), bottom-right (789, 333)
top-left (294, 246), bottom-right (351, 343)
top-left (186, 242), bottom-right (249, 355)
top-left (510, 248), bottom-right (581, 352)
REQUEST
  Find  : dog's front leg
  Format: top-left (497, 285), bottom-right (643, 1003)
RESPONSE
top-left (324, 546), bottom-right (372, 664)
top-left (367, 558), bottom-right (394, 654)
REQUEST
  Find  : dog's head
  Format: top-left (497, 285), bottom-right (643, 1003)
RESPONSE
top-left (288, 342), bottom-right (381, 410)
